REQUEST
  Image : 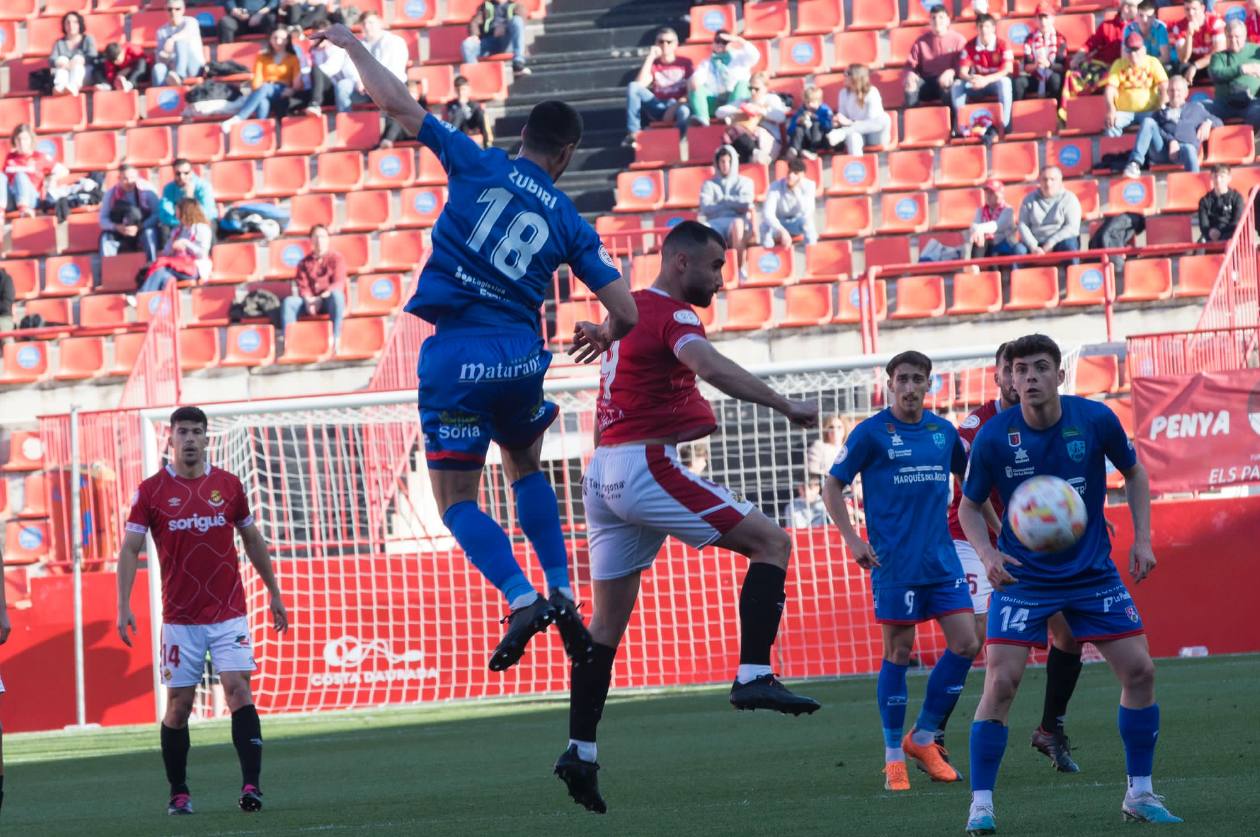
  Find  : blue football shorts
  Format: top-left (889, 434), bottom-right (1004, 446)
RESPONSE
top-left (873, 577), bottom-right (974, 624)
top-left (986, 576), bottom-right (1145, 648)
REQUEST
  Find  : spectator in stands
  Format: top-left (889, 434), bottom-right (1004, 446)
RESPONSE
top-left (280, 0), bottom-right (341, 29)
top-left (624, 26), bottom-right (692, 145)
top-left (1198, 163), bottom-right (1244, 241)
top-left (138, 198), bottom-right (214, 293)
top-left (1124, 75), bottom-right (1219, 176)
top-left (1018, 166), bottom-right (1082, 255)
top-left (284, 224), bottom-right (346, 348)
top-left (50, 12), bottom-right (98, 96)
top-left (699, 145), bottom-right (754, 278)
top-left (783, 476), bottom-right (827, 529)
top-left (786, 85), bottom-right (834, 159)
top-left (952, 13), bottom-right (1016, 132)
top-left (680, 441), bottom-right (709, 476)
top-left (100, 164), bottom-right (160, 262)
top-left (689, 30), bottom-right (760, 127)
top-left (379, 77), bottom-right (428, 148)
top-left (1248, 0), bottom-right (1260, 45)
top-left (0, 268), bottom-right (13, 334)
top-left (1067, 0), bottom-right (1137, 98)
top-left (463, 0), bottom-right (531, 77)
top-left (220, 28), bottom-right (303, 133)
top-left (1124, 0), bottom-right (1172, 67)
top-left (444, 76), bottom-right (494, 148)
top-left (904, 6), bottom-right (966, 112)
top-left (304, 36), bottom-right (364, 114)
top-left (760, 159), bottom-right (818, 249)
top-left (1208, 20), bottom-right (1260, 127)
top-left (158, 159), bottom-right (217, 245)
top-left (219, 0), bottom-right (281, 45)
top-left (362, 12), bottom-right (409, 83)
top-left (965, 179), bottom-right (1027, 259)
top-left (1015, 4), bottom-right (1069, 103)
top-left (828, 64), bottom-right (891, 154)
top-left (2, 125), bottom-right (66, 219)
top-left (152, 1), bottom-right (205, 87)
top-left (806, 414), bottom-right (844, 478)
top-left (1104, 32), bottom-right (1169, 136)
top-left (1170, 0), bottom-right (1225, 82)
top-left (96, 42), bottom-right (149, 93)
top-left (720, 72), bottom-right (788, 164)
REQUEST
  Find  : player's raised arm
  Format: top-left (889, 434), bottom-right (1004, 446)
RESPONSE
top-left (115, 529), bottom-right (147, 647)
top-left (239, 524), bottom-right (288, 633)
top-left (676, 340), bottom-right (818, 428)
top-left (570, 279), bottom-right (638, 364)
top-left (313, 24), bottom-right (425, 138)
top-left (822, 475), bottom-right (878, 568)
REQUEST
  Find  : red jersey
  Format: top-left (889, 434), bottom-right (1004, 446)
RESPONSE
top-left (649, 56), bottom-right (694, 100)
top-left (596, 288), bottom-right (716, 446)
top-left (946, 399), bottom-right (1007, 542)
top-left (4, 150), bottom-right (56, 194)
top-left (1170, 14), bottom-right (1224, 61)
top-left (960, 37), bottom-right (1014, 75)
top-left (1085, 14), bottom-right (1128, 64)
top-left (1248, 12), bottom-right (1260, 45)
top-left (126, 464), bottom-right (254, 625)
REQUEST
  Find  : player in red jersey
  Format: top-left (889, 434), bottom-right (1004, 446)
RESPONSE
top-left (115, 406), bottom-right (288, 816)
top-left (939, 342), bottom-right (1085, 773)
top-left (553, 221), bottom-right (821, 814)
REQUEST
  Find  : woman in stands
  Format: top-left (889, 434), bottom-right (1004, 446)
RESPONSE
top-left (828, 64), bottom-right (892, 156)
top-left (50, 11), bottom-right (98, 96)
top-left (220, 28), bottom-right (303, 134)
top-left (2, 125), bottom-right (67, 219)
top-left (138, 199), bottom-right (214, 294)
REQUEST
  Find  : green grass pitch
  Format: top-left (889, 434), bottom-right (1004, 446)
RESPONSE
top-left (5, 655), bottom-right (1256, 836)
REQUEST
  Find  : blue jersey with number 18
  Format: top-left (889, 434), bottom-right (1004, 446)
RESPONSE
top-left (404, 113), bottom-right (621, 331)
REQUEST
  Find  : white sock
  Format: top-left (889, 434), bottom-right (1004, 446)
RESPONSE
top-left (910, 727), bottom-right (935, 746)
top-left (1128, 775), bottom-right (1153, 795)
top-left (884, 747), bottom-right (905, 763)
top-left (509, 591), bottom-right (540, 611)
top-left (736, 664), bottom-right (772, 684)
top-left (972, 790), bottom-right (993, 807)
top-left (569, 738), bottom-right (597, 763)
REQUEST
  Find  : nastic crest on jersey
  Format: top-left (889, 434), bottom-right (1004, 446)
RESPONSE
top-left (598, 244), bottom-right (616, 268)
top-left (961, 413), bottom-right (982, 429)
top-left (834, 444), bottom-right (849, 464)
top-left (673, 309), bottom-right (701, 326)
top-left (208, 489), bottom-right (224, 507)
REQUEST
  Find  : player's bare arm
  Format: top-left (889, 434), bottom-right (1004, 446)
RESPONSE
top-left (0, 547), bottom-right (10, 645)
top-left (314, 24), bottom-right (426, 137)
top-left (958, 494), bottom-right (1020, 589)
top-left (822, 476), bottom-right (878, 568)
top-left (676, 339), bottom-right (818, 428)
top-left (1120, 460), bottom-right (1157, 583)
top-left (240, 524), bottom-right (289, 633)
top-left (570, 278), bottom-right (639, 364)
top-left (115, 529), bottom-right (147, 647)
top-left (980, 499), bottom-right (1003, 535)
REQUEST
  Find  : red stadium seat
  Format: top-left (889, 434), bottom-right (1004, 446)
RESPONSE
top-left (134, 290), bottom-right (174, 324)
top-left (268, 239), bottom-right (311, 278)
top-left (936, 188), bottom-right (983, 230)
top-left (1204, 124), bottom-right (1256, 166)
top-left (688, 4), bottom-right (736, 42)
top-left (228, 119), bottom-right (277, 160)
top-left (781, 283), bottom-right (833, 327)
top-left (990, 141), bottom-right (1039, 182)
top-left (947, 270), bottom-right (1003, 314)
top-left (685, 124), bottom-right (728, 163)
top-left (108, 329), bottom-right (147, 379)
top-left (99, 252), bottom-right (147, 292)
top-left (54, 335), bottom-right (105, 381)
top-left (215, 42), bottom-right (261, 74)
top-left (210, 241), bottom-right (262, 284)
top-left (1175, 253), bottom-right (1223, 297)
top-left (936, 144), bottom-right (988, 188)
top-left (0, 259), bottom-right (39, 300)
top-left (796, 0), bottom-right (844, 34)
top-left (631, 128), bottom-right (684, 169)
top-left (889, 26), bottom-right (929, 67)
top-left (416, 147), bottom-right (447, 185)
top-left (376, 230), bottom-right (426, 271)
top-left (1118, 258), bottom-right (1173, 302)
top-left (84, 13), bottom-right (125, 45)
top-left (210, 159), bottom-right (257, 202)
top-left (353, 274), bottom-right (403, 316)
top-left (1107, 175), bottom-right (1157, 215)
top-left (191, 285), bottom-right (237, 323)
top-left (129, 9), bottom-right (166, 47)
top-left (1063, 263), bottom-right (1110, 306)
top-left (1008, 98), bottom-right (1058, 139)
top-left (330, 234), bottom-right (373, 274)
top-left (2, 430), bottom-right (43, 472)
top-left (1074, 354), bottom-right (1120, 396)
top-left (885, 150), bottom-right (935, 191)
top-left (879, 192), bottom-right (929, 234)
top-left (144, 86), bottom-right (187, 124)
top-left (1002, 181), bottom-right (1037, 210)
top-left (1046, 138), bottom-right (1092, 178)
top-left (1, 340), bottom-right (50, 384)
top-left (848, 0), bottom-right (899, 30)
top-left (891, 275), bottom-right (945, 319)
top-left (179, 327), bottom-right (221, 372)
top-left (17, 471), bottom-right (47, 518)
top-left (803, 240), bottom-right (852, 282)
top-left (863, 236), bottom-right (912, 271)
top-left (343, 190), bottom-right (394, 233)
top-left (176, 121), bottom-right (227, 164)
top-left (458, 60), bottom-right (509, 100)
top-left (0, 4), bottom-right (34, 24)
top-left (38, 93), bottom-right (87, 134)
top-left (778, 35), bottom-right (826, 76)
top-left (1006, 267), bottom-right (1059, 310)
top-left (311, 150), bottom-right (366, 193)
top-left (335, 316), bottom-right (388, 361)
top-left (664, 166), bottom-right (710, 209)
top-left (125, 125), bottom-right (173, 167)
top-left (42, 256), bottom-right (93, 297)
top-left (1162, 171), bottom-right (1212, 213)
top-left (7, 217), bottom-right (57, 258)
top-left (22, 298), bottom-right (72, 327)
top-left (334, 112), bottom-right (382, 151)
top-left (901, 108), bottom-right (951, 148)
top-left (1145, 213), bottom-right (1194, 245)
top-left (4, 520), bottom-right (50, 565)
top-left (743, 247), bottom-right (794, 287)
top-left (79, 294), bottom-right (130, 329)
top-left (221, 324), bottom-right (276, 367)
top-left (392, 0), bottom-right (437, 27)
top-left (1063, 96), bottom-right (1107, 136)
top-left (278, 114), bottom-right (328, 156)
top-left (278, 320), bottom-right (333, 364)
top-left (365, 147), bottom-right (416, 188)
top-left (1106, 395), bottom-right (1135, 437)
top-left (398, 187), bottom-right (446, 228)
top-left (409, 64), bottom-right (454, 102)
top-left (69, 129), bottom-right (122, 171)
top-left (23, 17), bottom-right (63, 56)
top-left (822, 196), bottom-right (874, 238)
top-left (924, 370), bottom-right (956, 410)
top-left (258, 155), bottom-right (311, 197)
top-left (723, 288), bottom-right (774, 331)
top-left (630, 253), bottom-right (662, 291)
top-left (955, 365), bottom-right (998, 407)
top-left (1066, 178), bottom-right (1101, 219)
top-left (425, 24), bottom-right (469, 64)
top-left (828, 154), bottom-right (880, 195)
top-left (91, 89), bottom-right (140, 130)
top-left (831, 30), bottom-right (880, 68)
top-left (745, 1), bottom-right (790, 38)
top-left (833, 280), bottom-right (888, 322)
top-left (288, 193), bottom-right (336, 236)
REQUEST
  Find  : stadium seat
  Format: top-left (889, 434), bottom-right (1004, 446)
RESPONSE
top-left (1231, 165), bottom-right (1260, 200)
top-left (258, 154), bottom-right (311, 197)
top-left (228, 119), bottom-right (277, 160)
top-left (210, 159), bottom-right (257, 201)
top-left (330, 234), bottom-right (373, 274)
top-left (41, 256), bottom-right (93, 297)
top-left (795, 0), bottom-right (844, 34)
top-left (885, 150), bottom-right (935, 191)
top-left (863, 236), bottom-right (912, 271)
top-left (1162, 171), bottom-right (1212, 213)
top-left (398, 187), bottom-right (447, 227)
top-left (1002, 181), bottom-right (1037, 209)
top-left (84, 13), bottom-right (125, 45)
top-left (773, 156), bottom-right (823, 187)
top-left (1118, 258), bottom-right (1173, 302)
top-left (7, 217), bottom-right (57, 258)
top-left (278, 114), bottom-right (328, 156)
top-left (1056, 12), bottom-right (1098, 44)
top-left (665, 166), bottom-right (712, 209)
top-left (596, 215), bottom-right (649, 256)
top-left (124, 125), bottom-right (173, 167)
top-left (900, 107), bottom-right (951, 149)
top-left (334, 112), bottom-right (382, 151)
top-left (416, 148), bottom-right (446, 185)
top-left (376, 230), bottom-right (425, 271)
top-left (392, 0), bottom-right (437, 26)
top-left (959, 102), bottom-right (1003, 137)
top-left (1145, 213), bottom-right (1193, 245)
top-left (848, 0), bottom-right (899, 29)
top-left (4, 520), bottom-right (49, 565)
top-left (1063, 263), bottom-right (1110, 306)
top-left (1063, 96), bottom-right (1107, 136)
top-left (1, 340), bottom-right (50, 384)
top-left (54, 335), bottom-right (105, 381)
top-left (134, 290), bottom-right (175, 324)
top-left (90, 89), bottom-right (140, 130)
top-left (685, 124), bottom-right (728, 163)
top-left (191, 285), bottom-right (236, 323)
top-left (1074, 354), bottom-right (1120, 397)
top-left (24, 17), bottom-right (62, 55)
top-left (1008, 98), bottom-right (1058, 139)
top-left (936, 188), bottom-right (983, 230)
top-left (879, 193), bottom-right (929, 234)
top-left (107, 331), bottom-right (145, 377)
top-left (833, 280), bottom-right (888, 323)
top-left (744, 0), bottom-right (790, 38)
top-left (129, 8), bottom-right (166, 46)
top-left (1204, 124), bottom-right (1256, 166)
top-left (143, 86), bottom-right (187, 124)
top-left (827, 154), bottom-right (880, 195)
top-left (936, 144), bottom-right (988, 188)
top-left (955, 365), bottom-right (997, 407)
top-left (458, 60), bottom-right (509, 101)
top-left (550, 299), bottom-right (602, 345)
top-left (1006, 267), bottom-right (1059, 310)
top-left (743, 247), bottom-right (794, 287)
top-left (0, 259), bottom-right (39, 300)
top-left (923, 370), bottom-right (955, 410)
top-left (426, 25), bottom-right (470, 64)
top-left (210, 241), bottom-right (263, 284)
top-left (343, 190), bottom-right (394, 233)
top-left (1066, 179), bottom-right (1101, 219)
top-left (335, 316), bottom-right (388, 361)
top-left (30, 135), bottom-right (66, 168)
top-left (176, 121), bottom-right (227, 165)
top-left (21, 297), bottom-right (71, 327)
top-left (1097, 134), bottom-right (1135, 162)
top-left (365, 147), bottom-right (416, 188)
top-left (268, 239), bottom-right (311, 278)
top-left (288, 193), bottom-right (337, 236)
top-left (803, 240), bottom-right (852, 282)
top-left (778, 35), bottom-right (826, 76)
top-left (69, 129), bottom-right (121, 170)
top-left (631, 128), bottom-right (683, 169)
top-left (353, 274), bottom-right (403, 316)
top-left (1107, 175), bottom-right (1157, 215)
top-left (179, 327), bottom-right (221, 371)
top-left (722, 288), bottom-right (774, 331)
top-left (629, 253), bottom-right (662, 290)
top-left (2, 430), bottom-right (43, 472)
top-left (79, 294), bottom-right (130, 329)
top-left (780, 284), bottom-right (833, 327)
top-left (0, 22), bottom-right (16, 60)
top-left (215, 41), bottom-right (261, 74)
top-left (1175, 253), bottom-right (1223, 297)
top-left (38, 93), bottom-right (87, 134)
top-left (4, 59), bottom-right (43, 97)
top-left (990, 140), bottom-right (1039, 182)
top-left (278, 320), bottom-right (333, 364)
top-left (891, 275), bottom-right (945, 319)
top-left (221, 324), bottom-right (276, 367)
top-left (688, 4), bottom-right (736, 42)
top-left (822, 196), bottom-right (874, 238)
top-left (409, 64), bottom-right (454, 101)
top-left (1106, 395), bottom-right (1136, 436)
top-left (99, 252), bottom-right (147, 292)
top-left (615, 170), bottom-right (664, 212)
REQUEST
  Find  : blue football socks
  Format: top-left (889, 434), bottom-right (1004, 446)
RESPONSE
top-left (1118, 704), bottom-right (1160, 779)
top-left (512, 471), bottom-right (571, 595)
top-left (970, 720), bottom-right (1009, 792)
top-left (877, 660), bottom-right (910, 752)
top-left (443, 500), bottom-right (536, 606)
top-left (914, 649), bottom-right (974, 740)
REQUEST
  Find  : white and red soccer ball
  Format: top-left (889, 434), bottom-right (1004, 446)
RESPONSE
top-left (1008, 475), bottom-right (1088, 553)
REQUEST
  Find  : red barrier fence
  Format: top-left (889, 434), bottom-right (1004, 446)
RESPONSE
top-left (1196, 185), bottom-right (1259, 333)
top-left (119, 281), bottom-right (182, 410)
top-left (1126, 325), bottom-right (1260, 378)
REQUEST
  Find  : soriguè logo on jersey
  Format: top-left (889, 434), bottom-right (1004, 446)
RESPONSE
top-left (168, 513), bottom-right (228, 533)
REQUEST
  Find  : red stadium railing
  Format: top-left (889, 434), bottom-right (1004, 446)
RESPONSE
top-left (1195, 186), bottom-right (1259, 333)
top-left (1126, 325), bottom-right (1260, 378)
top-left (367, 265), bottom-right (431, 393)
top-left (119, 281), bottom-right (182, 409)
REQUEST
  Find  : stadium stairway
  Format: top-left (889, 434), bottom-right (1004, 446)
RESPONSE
top-left (493, 0), bottom-right (697, 214)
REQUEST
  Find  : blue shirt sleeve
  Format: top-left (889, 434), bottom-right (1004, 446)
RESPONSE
top-left (962, 427), bottom-right (995, 503)
top-left (1097, 404), bottom-right (1137, 473)
top-left (418, 112), bottom-right (483, 178)
top-left (566, 216), bottom-right (621, 293)
top-left (829, 422), bottom-right (872, 486)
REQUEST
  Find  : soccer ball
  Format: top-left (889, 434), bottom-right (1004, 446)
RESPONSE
top-left (1008, 475), bottom-right (1088, 553)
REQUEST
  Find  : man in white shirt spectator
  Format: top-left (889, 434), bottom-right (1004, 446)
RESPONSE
top-left (152, 0), bottom-right (205, 86)
top-left (952, 13), bottom-right (1016, 131)
top-left (625, 27), bottom-right (693, 144)
top-left (1018, 166), bottom-right (1082, 255)
top-left (760, 159), bottom-right (818, 249)
top-left (689, 30), bottom-right (761, 126)
top-left (305, 39), bottom-right (364, 114)
top-left (362, 12), bottom-right (408, 83)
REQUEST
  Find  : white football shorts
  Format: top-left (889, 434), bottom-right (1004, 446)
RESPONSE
top-left (954, 539), bottom-right (993, 614)
top-left (584, 443), bottom-right (755, 581)
top-left (160, 615), bottom-right (255, 688)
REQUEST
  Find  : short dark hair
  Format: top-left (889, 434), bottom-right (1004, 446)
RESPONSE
top-left (173, 157), bottom-right (191, 171)
top-left (453, 74), bottom-right (468, 87)
top-left (522, 100), bottom-right (583, 156)
top-left (169, 405), bottom-right (208, 429)
top-left (103, 42), bottom-right (123, 62)
top-left (662, 219), bottom-right (727, 254)
top-left (310, 223), bottom-right (329, 236)
top-left (930, 5), bottom-right (949, 17)
top-left (886, 350), bottom-right (932, 378)
top-left (1006, 333), bottom-right (1062, 368)
top-left (1212, 163), bottom-right (1232, 176)
top-left (975, 12), bottom-right (996, 27)
top-left (1138, 0), bottom-right (1156, 10)
top-left (787, 158), bottom-right (807, 175)
top-left (995, 341), bottom-right (1010, 365)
